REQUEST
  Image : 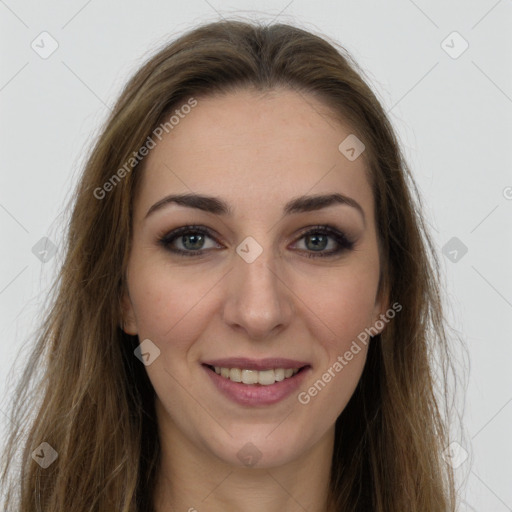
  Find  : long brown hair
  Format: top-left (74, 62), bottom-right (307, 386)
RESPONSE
top-left (1, 19), bottom-right (457, 511)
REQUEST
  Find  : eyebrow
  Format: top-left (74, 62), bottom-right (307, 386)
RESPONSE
top-left (144, 192), bottom-right (366, 225)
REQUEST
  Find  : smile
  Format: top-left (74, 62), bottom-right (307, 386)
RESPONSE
top-left (202, 360), bottom-right (311, 406)
top-left (207, 365), bottom-right (301, 385)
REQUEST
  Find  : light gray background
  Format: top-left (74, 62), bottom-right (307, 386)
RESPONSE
top-left (1, 1), bottom-right (511, 510)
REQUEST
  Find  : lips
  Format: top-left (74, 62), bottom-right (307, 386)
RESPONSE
top-left (202, 357), bottom-right (311, 371)
top-left (201, 358), bottom-right (312, 406)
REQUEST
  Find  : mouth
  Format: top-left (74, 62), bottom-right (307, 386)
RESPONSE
top-left (201, 359), bottom-right (312, 406)
top-left (204, 364), bottom-right (308, 386)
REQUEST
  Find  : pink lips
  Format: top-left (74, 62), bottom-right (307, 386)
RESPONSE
top-left (202, 357), bottom-right (310, 371)
top-left (202, 358), bottom-right (311, 406)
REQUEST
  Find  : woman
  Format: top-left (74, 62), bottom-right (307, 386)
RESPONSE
top-left (0, 19), bottom-right (457, 511)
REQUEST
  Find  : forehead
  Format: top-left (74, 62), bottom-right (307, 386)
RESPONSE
top-left (135, 88), bottom-right (374, 220)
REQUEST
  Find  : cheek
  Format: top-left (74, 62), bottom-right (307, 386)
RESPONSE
top-left (127, 259), bottom-right (220, 344)
top-left (297, 262), bottom-right (380, 347)
top-left (128, 244), bottom-right (380, 358)
top-left (293, 271), bottom-right (376, 424)
top-left (291, 264), bottom-right (378, 414)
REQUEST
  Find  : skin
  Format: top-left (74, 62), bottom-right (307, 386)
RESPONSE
top-left (121, 87), bottom-right (389, 512)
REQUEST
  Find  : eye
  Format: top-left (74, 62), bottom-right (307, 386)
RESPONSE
top-left (291, 225), bottom-right (355, 258)
top-left (158, 225), bottom-right (221, 256)
top-left (158, 224), bottom-right (355, 258)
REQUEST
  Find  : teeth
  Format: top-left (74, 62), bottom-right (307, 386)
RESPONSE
top-left (229, 368), bottom-right (242, 382)
top-left (212, 366), bottom-right (301, 385)
top-left (274, 368), bottom-right (285, 381)
top-left (257, 370), bottom-right (275, 385)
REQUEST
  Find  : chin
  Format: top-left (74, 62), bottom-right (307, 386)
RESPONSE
top-left (203, 424), bottom-right (314, 469)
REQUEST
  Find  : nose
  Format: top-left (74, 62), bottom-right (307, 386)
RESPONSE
top-left (222, 244), bottom-right (294, 341)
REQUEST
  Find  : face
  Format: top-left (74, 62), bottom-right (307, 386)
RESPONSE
top-left (122, 87), bottom-right (388, 469)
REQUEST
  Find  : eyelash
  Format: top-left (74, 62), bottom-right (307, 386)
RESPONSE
top-left (158, 224), bottom-right (355, 259)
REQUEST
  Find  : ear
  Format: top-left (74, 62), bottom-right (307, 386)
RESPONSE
top-left (120, 291), bottom-right (138, 335)
top-left (371, 281), bottom-right (391, 336)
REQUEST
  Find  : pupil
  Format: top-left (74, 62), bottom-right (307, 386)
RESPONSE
top-left (306, 234), bottom-right (327, 251)
top-left (183, 233), bottom-right (204, 250)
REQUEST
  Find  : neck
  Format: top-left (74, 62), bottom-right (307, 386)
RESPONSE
top-left (153, 401), bottom-right (335, 512)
